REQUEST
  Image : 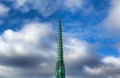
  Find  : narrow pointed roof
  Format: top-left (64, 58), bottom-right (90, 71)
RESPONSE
top-left (57, 19), bottom-right (63, 60)
top-left (56, 19), bottom-right (65, 78)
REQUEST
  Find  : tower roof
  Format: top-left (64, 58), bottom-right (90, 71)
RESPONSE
top-left (56, 19), bottom-right (65, 78)
top-left (58, 19), bottom-right (63, 60)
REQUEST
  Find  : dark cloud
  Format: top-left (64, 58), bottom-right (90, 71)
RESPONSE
top-left (0, 54), bottom-right (47, 68)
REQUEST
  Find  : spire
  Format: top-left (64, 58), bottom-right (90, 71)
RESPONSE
top-left (56, 19), bottom-right (65, 78)
top-left (58, 19), bottom-right (63, 60)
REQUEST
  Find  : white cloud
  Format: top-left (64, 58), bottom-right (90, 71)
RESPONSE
top-left (0, 4), bottom-right (9, 16)
top-left (90, 0), bottom-right (120, 40)
top-left (64, 38), bottom-right (92, 62)
top-left (11, 0), bottom-right (61, 17)
top-left (14, 0), bottom-right (26, 7)
top-left (104, 0), bottom-right (120, 32)
top-left (64, 0), bottom-right (84, 13)
top-left (103, 56), bottom-right (120, 66)
top-left (10, 0), bottom-right (86, 16)
top-left (0, 22), bottom-right (54, 56)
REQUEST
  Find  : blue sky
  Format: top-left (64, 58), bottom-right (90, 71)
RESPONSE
top-left (0, 0), bottom-right (120, 78)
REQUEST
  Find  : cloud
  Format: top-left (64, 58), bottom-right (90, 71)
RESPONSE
top-left (91, 0), bottom-right (120, 40)
top-left (103, 0), bottom-right (120, 32)
top-left (64, 38), bottom-right (101, 77)
top-left (10, 0), bottom-right (61, 17)
top-left (8, 0), bottom-right (86, 16)
top-left (0, 4), bottom-right (9, 17)
top-left (84, 56), bottom-right (120, 78)
top-left (0, 22), bottom-right (56, 77)
top-left (0, 21), bottom-right (120, 78)
top-left (64, 0), bottom-right (84, 12)
top-left (14, 0), bottom-right (26, 7)
top-left (0, 21), bottom-right (101, 78)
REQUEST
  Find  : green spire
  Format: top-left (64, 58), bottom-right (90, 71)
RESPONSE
top-left (58, 19), bottom-right (63, 60)
top-left (56, 19), bottom-right (65, 78)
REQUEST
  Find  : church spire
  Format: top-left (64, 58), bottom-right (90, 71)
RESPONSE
top-left (58, 19), bottom-right (63, 60)
top-left (56, 19), bottom-right (65, 78)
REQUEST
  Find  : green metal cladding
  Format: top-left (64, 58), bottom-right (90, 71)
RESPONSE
top-left (56, 19), bottom-right (65, 78)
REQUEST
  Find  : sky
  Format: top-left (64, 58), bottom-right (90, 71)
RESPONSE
top-left (0, 0), bottom-right (120, 78)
